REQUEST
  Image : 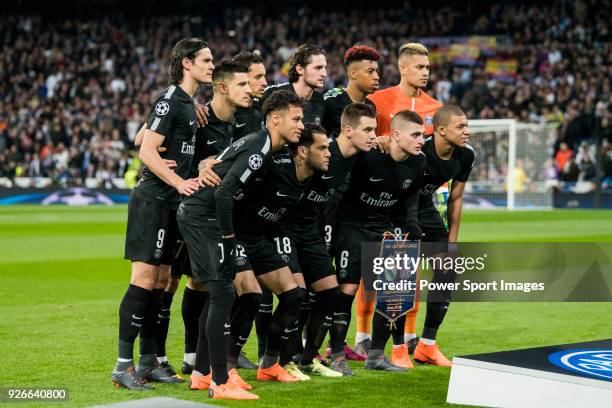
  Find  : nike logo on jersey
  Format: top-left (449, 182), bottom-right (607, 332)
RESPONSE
top-left (207, 140), bottom-right (218, 145)
top-left (276, 191), bottom-right (288, 197)
top-left (321, 175), bottom-right (334, 179)
top-left (189, 120), bottom-right (196, 125)
top-left (132, 315), bottom-right (144, 320)
top-left (236, 123), bottom-right (246, 128)
top-left (369, 177), bottom-right (383, 182)
top-left (224, 323), bottom-right (231, 328)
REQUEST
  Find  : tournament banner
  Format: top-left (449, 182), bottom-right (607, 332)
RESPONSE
top-left (0, 187), bottom-right (130, 205)
top-left (448, 43), bottom-right (480, 66)
top-left (485, 58), bottom-right (518, 81)
top-left (369, 233), bottom-right (420, 327)
top-left (361, 242), bottom-right (612, 302)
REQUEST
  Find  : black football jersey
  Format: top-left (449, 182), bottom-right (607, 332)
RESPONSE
top-left (418, 135), bottom-right (476, 210)
top-left (260, 83), bottom-right (325, 125)
top-left (134, 85), bottom-right (198, 209)
top-left (179, 129), bottom-right (273, 234)
top-left (189, 103), bottom-right (235, 177)
top-left (322, 88), bottom-right (376, 138)
top-left (282, 139), bottom-right (356, 236)
top-left (233, 105), bottom-right (264, 141)
top-left (235, 148), bottom-right (310, 235)
top-left (337, 149), bottom-right (427, 232)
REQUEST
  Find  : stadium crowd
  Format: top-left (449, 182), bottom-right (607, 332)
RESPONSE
top-left (0, 1), bottom-right (610, 190)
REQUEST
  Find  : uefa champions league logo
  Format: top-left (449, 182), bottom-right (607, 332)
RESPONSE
top-left (248, 154), bottom-right (263, 170)
top-left (548, 349), bottom-right (612, 381)
top-left (154, 101), bottom-right (170, 116)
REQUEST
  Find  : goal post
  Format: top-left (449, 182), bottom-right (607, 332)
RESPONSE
top-left (465, 119), bottom-right (557, 210)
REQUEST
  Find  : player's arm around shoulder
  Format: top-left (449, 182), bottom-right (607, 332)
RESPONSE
top-left (139, 129), bottom-right (197, 196)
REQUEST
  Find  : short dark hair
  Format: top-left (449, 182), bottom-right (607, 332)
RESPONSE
top-left (168, 37), bottom-right (209, 85)
top-left (344, 45), bottom-right (381, 67)
top-left (261, 90), bottom-right (303, 117)
top-left (340, 102), bottom-right (376, 128)
top-left (391, 110), bottom-right (424, 129)
top-left (212, 59), bottom-right (248, 84)
top-left (433, 105), bottom-right (466, 129)
top-left (289, 123), bottom-right (327, 155)
top-left (288, 44), bottom-right (326, 83)
top-left (232, 51), bottom-right (264, 69)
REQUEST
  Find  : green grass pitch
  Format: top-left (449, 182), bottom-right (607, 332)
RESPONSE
top-left (0, 206), bottom-right (610, 407)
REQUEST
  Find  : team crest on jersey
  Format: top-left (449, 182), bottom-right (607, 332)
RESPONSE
top-left (402, 179), bottom-right (413, 190)
top-left (248, 154), bottom-right (263, 170)
top-left (424, 116), bottom-right (433, 126)
top-left (155, 101), bottom-right (170, 116)
top-left (315, 117), bottom-right (321, 125)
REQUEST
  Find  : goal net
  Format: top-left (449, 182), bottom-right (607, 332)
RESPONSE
top-left (464, 119), bottom-right (558, 209)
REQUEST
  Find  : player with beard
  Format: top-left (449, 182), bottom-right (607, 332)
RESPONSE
top-left (113, 38), bottom-right (213, 390)
top-left (406, 105), bottom-right (474, 367)
top-left (322, 45), bottom-right (380, 138)
top-left (272, 103), bottom-right (378, 377)
top-left (177, 90), bottom-right (303, 400)
top-left (224, 124), bottom-right (329, 384)
top-left (252, 43), bottom-right (327, 361)
top-left (259, 44), bottom-right (327, 124)
top-left (197, 123), bottom-right (333, 381)
top-left (330, 110), bottom-right (426, 373)
top-left (355, 42), bottom-right (443, 358)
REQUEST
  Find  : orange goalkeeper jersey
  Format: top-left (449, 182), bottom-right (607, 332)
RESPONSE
top-left (368, 86), bottom-right (442, 136)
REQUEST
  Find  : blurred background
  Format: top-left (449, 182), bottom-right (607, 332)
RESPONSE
top-left (0, 0), bottom-right (610, 208)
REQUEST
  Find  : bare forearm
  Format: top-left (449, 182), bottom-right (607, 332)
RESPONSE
top-left (134, 123), bottom-right (147, 147)
top-left (139, 146), bottom-right (183, 188)
top-left (447, 198), bottom-right (463, 243)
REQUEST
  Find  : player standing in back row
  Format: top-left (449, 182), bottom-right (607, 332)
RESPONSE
top-left (259, 44), bottom-right (327, 124)
top-left (322, 45), bottom-right (380, 138)
top-left (113, 38), bottom-right (213, 390)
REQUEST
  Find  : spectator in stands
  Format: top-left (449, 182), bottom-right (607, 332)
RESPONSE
top-left (555, 142), bottom-right (574, 172)
top-left (0, 1), bottom-right (610, 188)
top-left (539, 159), bottom-right (559, 189)
top-left (560, 156), bottom-right (580, 182)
